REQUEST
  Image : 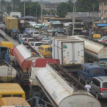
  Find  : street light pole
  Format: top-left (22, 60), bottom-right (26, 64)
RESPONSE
top-left (72, 0), bottom-right (77, 36)
top-left (24, 0), bottom-right (25, 16)
top-left (36, 5), bottom-right (37, 18)
top-left (41, 5), bottom-right (42, 23)
top-left (12, 0), bottom-right (13, 12)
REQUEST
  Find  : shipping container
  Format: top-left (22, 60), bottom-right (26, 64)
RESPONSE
top-left (5, 17), bottom-right (18, 34)
top-left (52, 37), bottom-right (84, 66)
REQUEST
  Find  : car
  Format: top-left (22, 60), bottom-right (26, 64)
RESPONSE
top-left (24, 38), bottom-right (36, 43)
top-left (25, 28), bottom-right (33, 34)
top-left (30, 31), bottom-right (40, 37)
top-left (18, 34), bottom-right (29, 43)
top-left (78, 63), bottom-right (105, 84)
top-left (90, 76), bottom-right (107, 99)
top-left (11, 29), bottom-right (21, 39)
top-left (42, 38), bottom-right (51, 45)
top-left (0, 24), bottom-right (5, 30)
top-left (35, 36), bottom-right (42, 41)
top-left (30, 42), bottom-right (43, 51)
top-left (98, 36), bottom-right (107, 42)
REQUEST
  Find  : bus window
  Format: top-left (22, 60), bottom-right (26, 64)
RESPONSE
top-left (2, 95), bottom-right (11, 97)
top-left (13, 95), bottom-right (22, 97)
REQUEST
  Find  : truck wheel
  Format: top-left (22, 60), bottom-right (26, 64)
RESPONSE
top-left (95, 93), bottom-right (99, 99)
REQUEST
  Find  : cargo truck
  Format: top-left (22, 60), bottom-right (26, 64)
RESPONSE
top-left (5, 17), bottom-right (18, 34)
top-left (51, 37), bottom-right (84, 72)
top-left (33, 63), bottom-right (102, 107)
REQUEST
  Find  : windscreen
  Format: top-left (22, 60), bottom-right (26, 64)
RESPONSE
top-left (23, 35), bottom-right (28, 37)
top-left (35, 43), bottom-right (42, 46)
top-left (34, 32), bottom-right (39, 34)
top-left (90, 68), bottom-right (104, 75)
top-left (28, 39), bottom-right (35, 41)
top-left (45, 48), bottom-right (49, 52)
top-left (103, 82), bottom-right (107, 88)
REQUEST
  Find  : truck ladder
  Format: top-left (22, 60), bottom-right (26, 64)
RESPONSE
top-left (7, 65), bottom-right (13, 82)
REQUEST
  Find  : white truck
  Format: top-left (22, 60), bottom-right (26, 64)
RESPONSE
top-left (10, 12), bottom-right (21, 18)
top-left (35, 63), bottom-right (101, 107)
top-left (51, 37), bottom-right (84, 71)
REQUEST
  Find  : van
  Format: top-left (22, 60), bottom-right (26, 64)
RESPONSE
top-left (0, 41), bottom-right (14, 49)
top-left (93, 34), bottom-right (101, 39)
top-left (0, 83), bottom-right (25, 99)
top-left (78, 63), bottom-right (105, 83)
top-left (38, 45), bottom-right (50, 58)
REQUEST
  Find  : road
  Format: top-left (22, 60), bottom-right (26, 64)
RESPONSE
top-left (0, 30), bottom-right (107, 107)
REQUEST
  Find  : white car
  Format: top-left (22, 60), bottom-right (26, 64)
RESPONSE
top-left (30, 31), bottom-right (40, 38)
top-left (32, 23), bottom-right (37, 27)
top-left (30, 42), bottom-right (42, 51)
top-left (42, 38), bottom-right (51, 45)
top-left (98, 36), bottom-right (107, 42)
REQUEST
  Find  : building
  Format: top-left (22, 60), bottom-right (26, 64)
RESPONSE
top-left (99, 0), bottom-right (107, 22)
top-left (65, 12), bottom-right (100, 22)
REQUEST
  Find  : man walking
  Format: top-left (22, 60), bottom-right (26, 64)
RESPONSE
top-left (85, 82), bottom-right (91, 92)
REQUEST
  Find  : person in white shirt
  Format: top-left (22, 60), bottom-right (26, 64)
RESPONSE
top-left (85, 82), bottom-right (91, 92)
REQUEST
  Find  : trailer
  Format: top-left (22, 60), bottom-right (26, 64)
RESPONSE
top-left (0, 60), bottom-right (17, 82)
top-left (11, 44), bottom-right (43, 86)
top-left (51, 37), bottom-right (84, 72)
top-left (29, 59), bottom-right (60, 96)
top-left (73, 35), bottom-right (107, 69)
top-left (35, 63), bottom-right (101, 107)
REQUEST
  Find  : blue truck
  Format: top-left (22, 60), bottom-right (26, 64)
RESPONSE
top-left (78, 63), bottom-right (105, 84)
top-left (0, 46), bottom-right (9, 62)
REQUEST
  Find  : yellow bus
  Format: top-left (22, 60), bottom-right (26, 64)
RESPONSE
top-left (38, 45), bottom-right (51, 58)
top-left (0, 41), bottom-right (14, 49)
top-left (0, 97), bottom-right (30, 106)
top-left (0, 83), bottom-right (25, 99)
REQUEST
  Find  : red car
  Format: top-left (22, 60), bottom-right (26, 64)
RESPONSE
top-left (100, 39), bottom-right (107, 43)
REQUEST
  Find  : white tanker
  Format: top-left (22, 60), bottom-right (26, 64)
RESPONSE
top-left (35, 63), bottom-right (101, 107)
top-left (72, 36), bottom-right (107, 69)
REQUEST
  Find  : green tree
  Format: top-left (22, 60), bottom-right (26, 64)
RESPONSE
top-left (57, 3), bottom-right (73, 17)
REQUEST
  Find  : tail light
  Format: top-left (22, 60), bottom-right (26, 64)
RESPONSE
top-left (21, 37), bottom-right (22, 39)
top-left (89, 77), bottom-right (91, 79)
top-left (100, 88), bottom-right (106, 91)
top-left (32, 35), bottom-right (34, 36)
top-left (14, 33), bottom-right (15, 35)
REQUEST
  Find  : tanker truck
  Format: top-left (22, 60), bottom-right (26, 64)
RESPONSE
top-left (72, 35), bottom-right (107, 70)
top-left (33, 63), bottom-right (101, 107)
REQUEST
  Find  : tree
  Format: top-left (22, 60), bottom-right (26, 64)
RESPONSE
top-left (57, 3), bottom-right (73, 17)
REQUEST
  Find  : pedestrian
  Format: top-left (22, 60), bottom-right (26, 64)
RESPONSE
top-left (85, 82), bottom-right (91, 92)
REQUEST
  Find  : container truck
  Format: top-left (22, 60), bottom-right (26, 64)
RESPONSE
top-left (51, 37), bottom-right (84, 72)
top-left (34, 63), bottom-right (101, 107)
top-left (5, 17), bottom-right (18, 34)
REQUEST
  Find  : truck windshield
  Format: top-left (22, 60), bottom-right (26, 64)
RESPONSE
top-left (45, 48), bottom-right (49, 52)
top-left (90, 68), bottom-right (104, 75)
top-left (102, 82), bottom-right (107, 88)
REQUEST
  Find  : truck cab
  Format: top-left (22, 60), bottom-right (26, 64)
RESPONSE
top-left (78, 63), bottom-right (105, 83)
top-left (0, 46), bottom-right (9, 62)
top-left (11, 29), bottom-right (21, 39)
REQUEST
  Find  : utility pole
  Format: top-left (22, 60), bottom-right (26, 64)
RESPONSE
top-left (24, 0), bottom-right (25, 16)
top-left (0, 0), bottom-right (1, 13)
top-left (12, 0), bottom-right (13, 12)
top-left (36, 5), bottom-right (37, 18)
top-left (41, 0), bottom-right (43, 23)
top-left (72, 0), bottom-right (77, 36)
top-left (92, 3), bottom-right (94, 30)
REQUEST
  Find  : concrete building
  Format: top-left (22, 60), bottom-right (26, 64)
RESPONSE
top-left (99, 0), bottom-right (107, 22)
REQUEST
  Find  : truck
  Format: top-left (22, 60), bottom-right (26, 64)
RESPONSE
top-left (10, 44), bottom-right (43, 86)
top-left (10, 12), bottom-right (21, 18)
top-left (29, 59), bottom-right (60, 96)
top-left (18, 18), bottom-right (30, 33)
top-left (51, 37), bottom-right (84, 72)
top-left (5, 17), bottom-right (18, 34)
top-left (0, 60), bottom-right (17, 82)
top-left (33, 63), bottom-right (102, 107)
top-left (73, 35), bottom-right (107, 70)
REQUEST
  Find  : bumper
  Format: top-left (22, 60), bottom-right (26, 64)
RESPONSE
top-left (99, 93), bottom-right (107, 98)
